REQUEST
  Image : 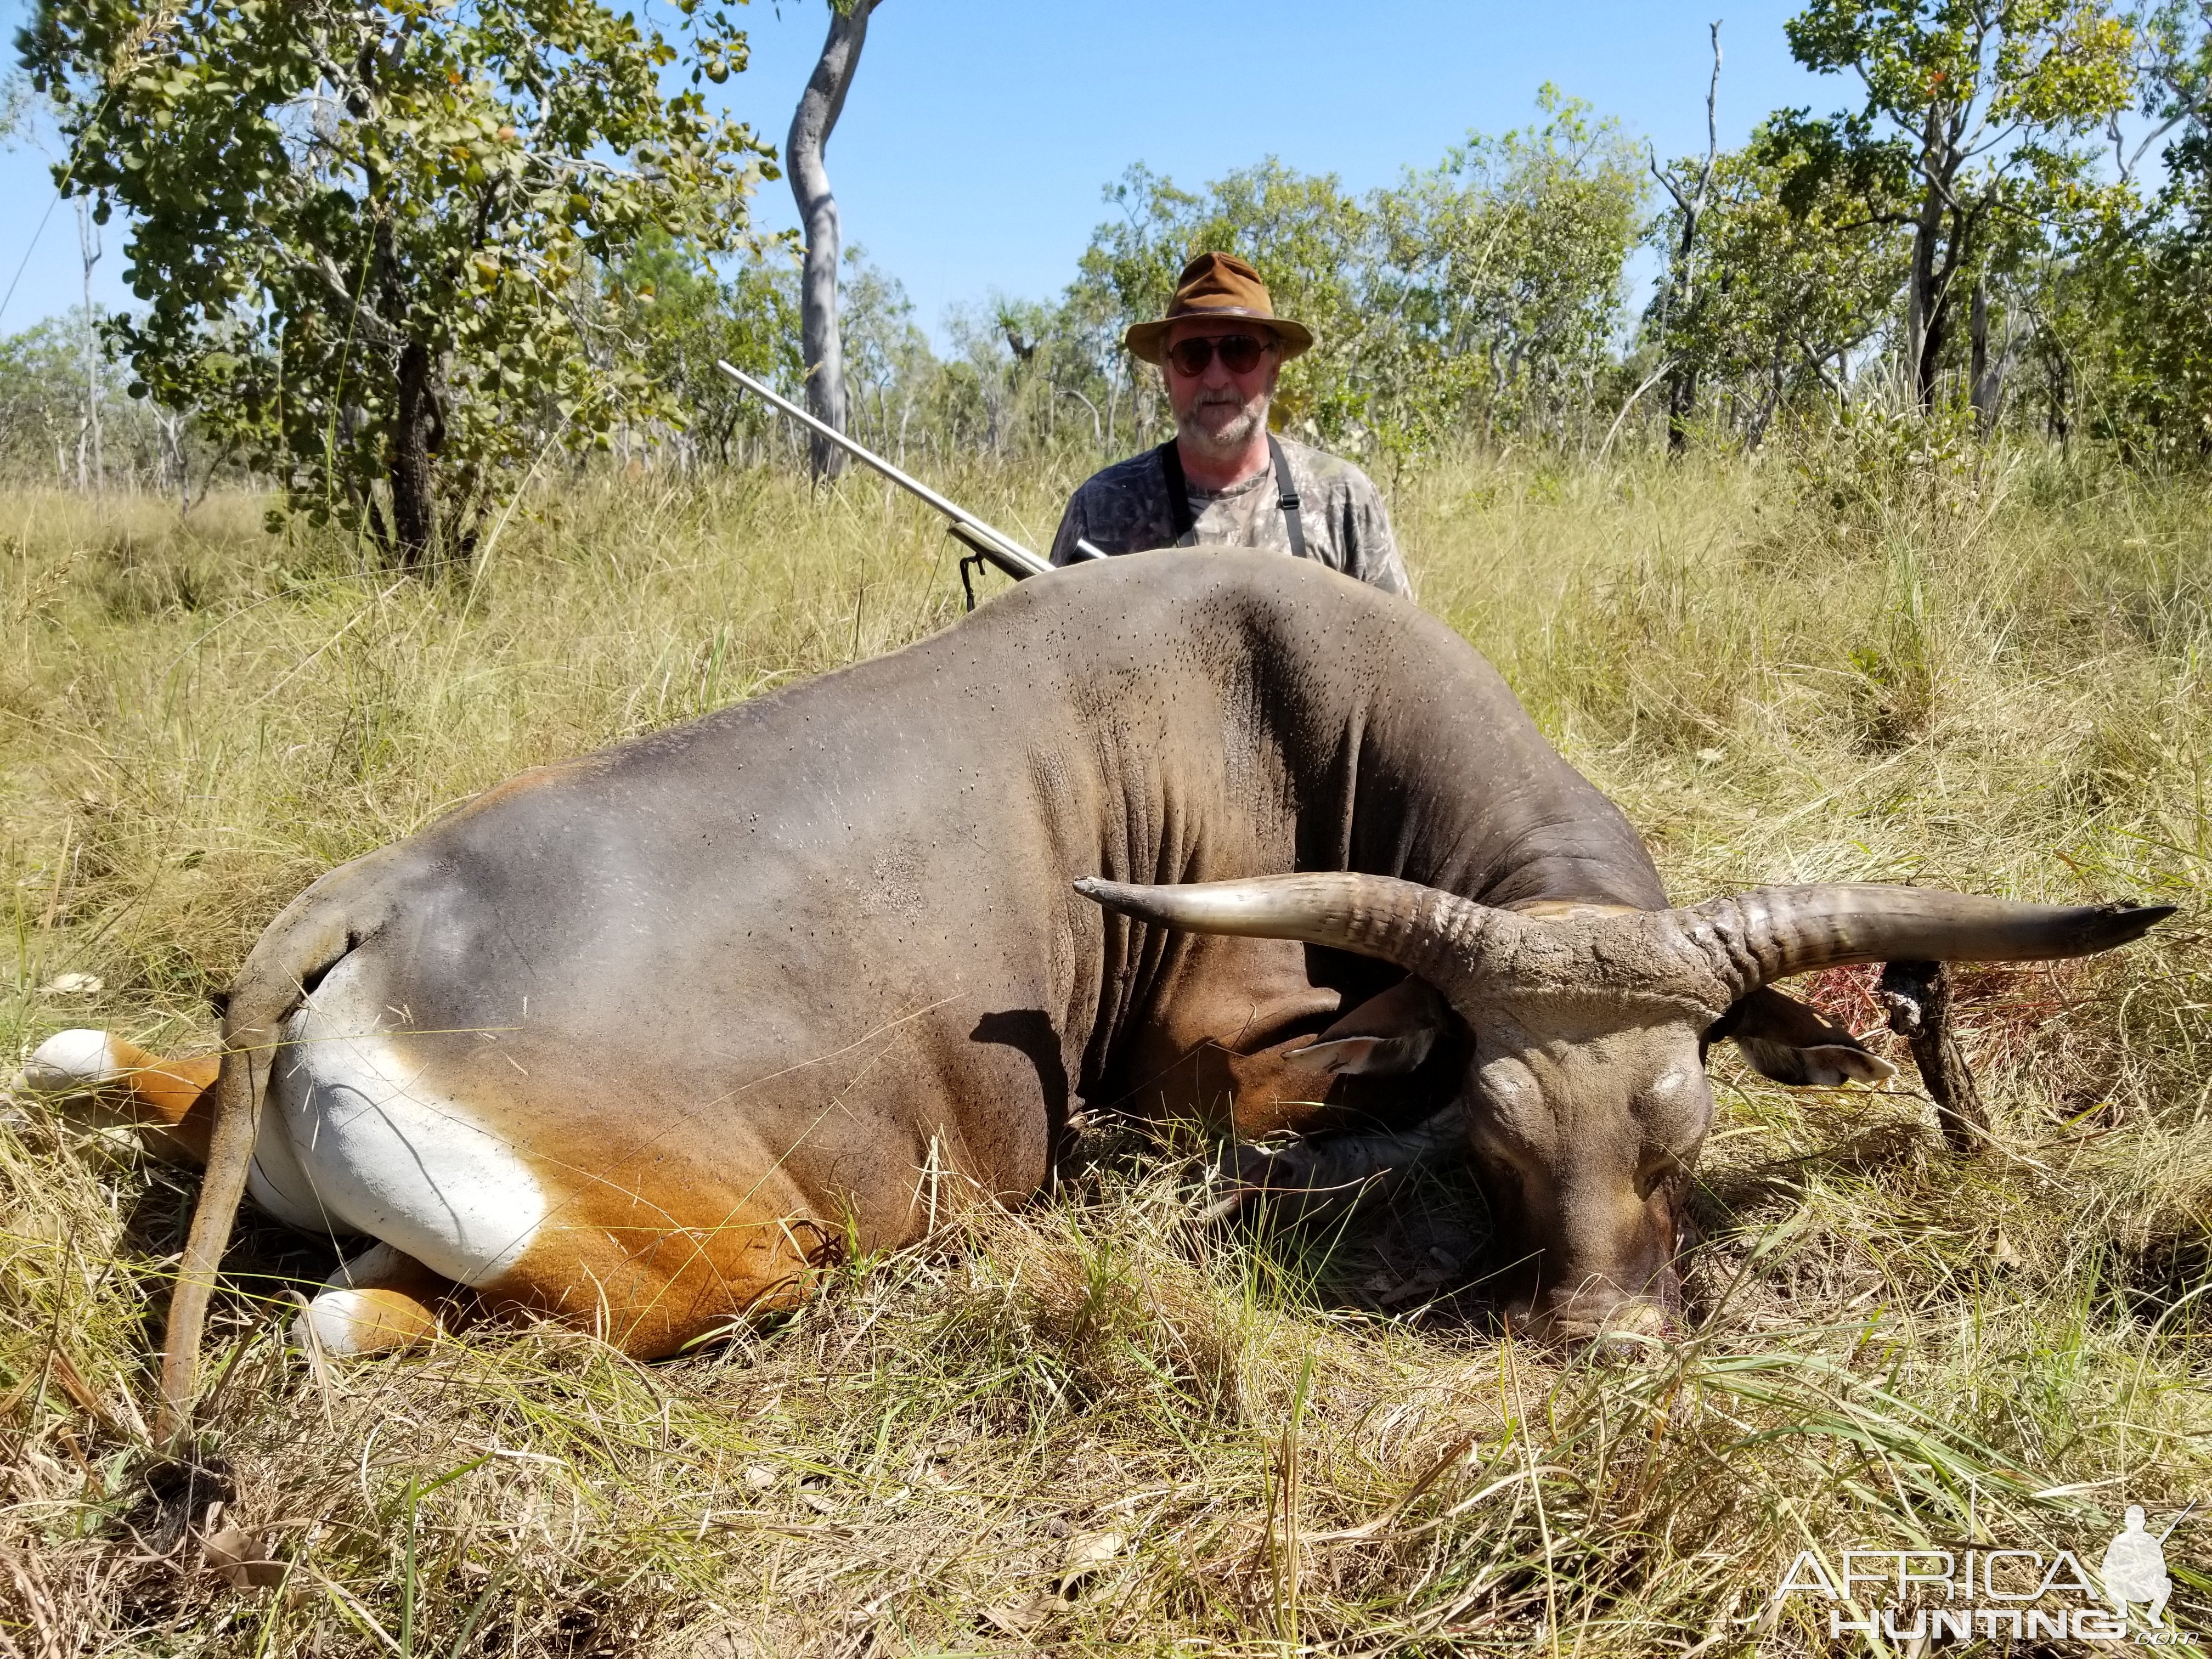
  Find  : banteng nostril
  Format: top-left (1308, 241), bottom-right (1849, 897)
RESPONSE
top-left (1583, 1299), bottom-right (1672, 1356)
top-left (1520, 1293), bottom-right (1675, 1353)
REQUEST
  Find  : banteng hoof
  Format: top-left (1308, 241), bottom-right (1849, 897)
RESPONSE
top-left (294, 1289), bottom-right (441, 1359)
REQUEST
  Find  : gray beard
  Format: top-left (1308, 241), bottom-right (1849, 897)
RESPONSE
top-left (1176, 392), bottom-right (1269, 461)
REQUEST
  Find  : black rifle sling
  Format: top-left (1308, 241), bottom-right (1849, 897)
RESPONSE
top-left (1156, 439), bottom-right (1197, 545)
top-left (1156, 437), bottom-right (1308, 558)
top-left (1267, 434), bottom-right (1308, 560)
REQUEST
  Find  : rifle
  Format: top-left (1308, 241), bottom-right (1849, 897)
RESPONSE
top-left (715, 360), bottom-right (1106, 604)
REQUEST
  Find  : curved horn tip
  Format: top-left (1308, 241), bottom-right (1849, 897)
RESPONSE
top-left (1074, 875), bottom-right (1162, 919)
top-left (2096, 902), bottom-right (2178, 950)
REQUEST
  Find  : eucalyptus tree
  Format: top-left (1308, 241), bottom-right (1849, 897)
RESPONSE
top-left (1764, 0), bottom-right (2137, 410)
top-left (786, 0), bottom-right (882, 478)
top-left (1370, 89), bottom-right (1646, 451)
top-left (2036, 0), bottom-right (2212, 454)
top-left (1648, 130), bottom-right (1912, 442)
top-left (1649, 24), bottom-right (1724, 454)
top-left (19, 0), bottom-right (775, 567)
top-left (611, 230), bottom-right (799, 471)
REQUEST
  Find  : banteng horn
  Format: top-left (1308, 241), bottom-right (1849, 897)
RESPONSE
top-left (1672, 884), bottom-right (2176, 996)
top-left (1076, 874), bottom-right (2175, 1010)
top-left (1073, 872), bottom-right (1490, 993)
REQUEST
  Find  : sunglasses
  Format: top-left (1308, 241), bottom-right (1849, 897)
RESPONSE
top-left (1165, 332), bottom-right (1273, 377)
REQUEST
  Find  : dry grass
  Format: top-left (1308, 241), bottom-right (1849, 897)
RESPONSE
top-left (1, 437), bottom-right (2208, 1655)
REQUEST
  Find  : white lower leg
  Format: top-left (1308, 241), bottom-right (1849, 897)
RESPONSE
top-left (293, 1243), bottom-right (445, 1358)
top-left (296, 1288), bottom-right (440, 1357)
top-left (19, 1029), bottom-right (124, 1093)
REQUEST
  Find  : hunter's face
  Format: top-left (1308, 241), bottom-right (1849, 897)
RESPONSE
top-left (1165, 319), bottom-right (1279, 456)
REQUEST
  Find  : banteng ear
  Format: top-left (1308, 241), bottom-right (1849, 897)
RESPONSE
top-left (1709, 985), bottom-right (1898, 1088)
top-left (1734, 1034), bottom-right (1897, 1087)
top-left (1283, 977), bottom-right (1451, 1080)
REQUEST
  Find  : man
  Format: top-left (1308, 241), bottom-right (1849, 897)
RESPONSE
top-left (1049, 252), bottom-right (1412, 597)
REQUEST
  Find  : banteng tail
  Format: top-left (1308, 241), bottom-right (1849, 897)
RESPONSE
top-left (155, 897), bottom-right (362, 1446)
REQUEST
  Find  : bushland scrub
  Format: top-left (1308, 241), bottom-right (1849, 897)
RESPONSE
top-left (1, 436), bottom-right (2208, 1655)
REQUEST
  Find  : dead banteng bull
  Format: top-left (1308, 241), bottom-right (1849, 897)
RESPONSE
top-left (19, 551), bottom-right (2168, 1433)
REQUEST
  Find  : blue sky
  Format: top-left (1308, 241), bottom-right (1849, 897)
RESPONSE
top-left (0, 1), bottom-right (1842, 341)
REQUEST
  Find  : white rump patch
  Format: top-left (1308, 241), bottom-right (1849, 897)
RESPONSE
top-left (252, 955), bottom-right (546, 1288)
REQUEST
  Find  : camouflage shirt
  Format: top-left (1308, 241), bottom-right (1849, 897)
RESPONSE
top-left (1047, 437), bottom-right (1413, 598)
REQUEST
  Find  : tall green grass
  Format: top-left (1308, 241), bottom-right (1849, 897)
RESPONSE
top-left (1, 439), bottom-right (2208, 1654)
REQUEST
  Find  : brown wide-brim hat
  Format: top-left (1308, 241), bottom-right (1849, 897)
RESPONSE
top-left (1124, 251), bottom-right (1314, 365)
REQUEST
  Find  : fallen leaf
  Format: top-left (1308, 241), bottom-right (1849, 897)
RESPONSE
top-left (1055, 1528), bottom-right (1126, 1595)
top-left (41, 973), bottom-right (102, 995)
top-left (203, 1526), bottom-right (285, 1589)
top-left (978, 1594), bottom-right (1051, 1635)
top-left (742, 1463), bottom-right (777, 1491)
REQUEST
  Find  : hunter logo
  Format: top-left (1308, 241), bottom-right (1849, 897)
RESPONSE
top-left (1771, 1504), bottom-right (2193, 1646)
top-left (2104, 1506), bottom-right (2175, 1628)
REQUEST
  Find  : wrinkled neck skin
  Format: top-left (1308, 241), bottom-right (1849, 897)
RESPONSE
top-left (1079, 665), bottom-right (1658, 1046)
top-left (1054, 565), bottom-right (1667, 1071)
top-left (1026, 562), bottom-right (1681, 1333)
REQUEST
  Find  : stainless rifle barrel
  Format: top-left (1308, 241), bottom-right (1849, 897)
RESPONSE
top-left (715, 360), bottom-right (1057, 580)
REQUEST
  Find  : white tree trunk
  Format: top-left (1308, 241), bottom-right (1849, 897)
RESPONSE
top-left (1906, 105), bottom-right (1948, 408)
top-left (156, 406), bottom-right (189, 509)
top-left (1969, 274), bottom-right (2006, 429)
top-left (77, 199), bottom-right (104, 492)
top-left (788, 0), bottom-right (882, 479)
top-left (1651, 21), bottom-right (1721, 455)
